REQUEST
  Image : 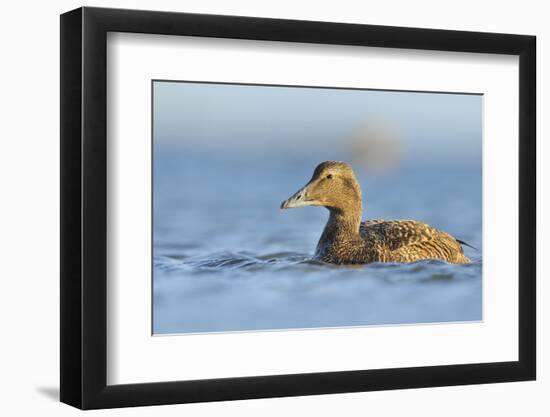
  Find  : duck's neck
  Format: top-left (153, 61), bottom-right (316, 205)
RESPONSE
top-left (319, 204), bottom-right (363, 245)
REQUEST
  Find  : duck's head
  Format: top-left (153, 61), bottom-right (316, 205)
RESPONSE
top-left (280, 161), bottom-right (362, 213)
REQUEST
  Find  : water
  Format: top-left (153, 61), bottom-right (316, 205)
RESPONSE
top-left (153, 150), bottom-right (482, 334)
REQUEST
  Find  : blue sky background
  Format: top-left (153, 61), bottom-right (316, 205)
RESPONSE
top-left (153, 81), bottom-right (482, 166)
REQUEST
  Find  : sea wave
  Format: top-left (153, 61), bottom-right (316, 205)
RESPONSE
top-left (154, 250), bottom-right (482, 283)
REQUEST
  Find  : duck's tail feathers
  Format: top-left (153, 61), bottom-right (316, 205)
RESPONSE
top-left (456, 239), bottom-right (479, 251)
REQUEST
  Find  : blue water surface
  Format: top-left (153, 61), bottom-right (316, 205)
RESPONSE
top-left (153, 151), bottom-right (482, 334)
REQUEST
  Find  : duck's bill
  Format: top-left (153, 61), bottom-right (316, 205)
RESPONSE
top-left (280, 184), bottom-right (315, 209)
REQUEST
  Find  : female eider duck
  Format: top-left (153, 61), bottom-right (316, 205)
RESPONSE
top-left (281, 161), bottom-right (470, 265)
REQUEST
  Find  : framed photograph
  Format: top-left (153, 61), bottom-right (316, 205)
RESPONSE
top-left (60, 6), bottom-right (536, 409)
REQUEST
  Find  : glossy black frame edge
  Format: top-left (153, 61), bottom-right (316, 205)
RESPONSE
top-left (60, 6), bottom-right (536, 410)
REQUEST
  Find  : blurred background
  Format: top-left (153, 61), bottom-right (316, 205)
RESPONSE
top-left (153, 81), bottom-right (482, 334)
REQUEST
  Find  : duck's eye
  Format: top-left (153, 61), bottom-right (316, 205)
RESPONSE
top-left (326, 174), bottom-right (333, 179)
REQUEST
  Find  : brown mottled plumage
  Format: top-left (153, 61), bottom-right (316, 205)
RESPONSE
top-left (280, 161), bottom-right (470, 265)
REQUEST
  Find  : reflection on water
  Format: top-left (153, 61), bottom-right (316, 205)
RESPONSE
top-left (153, 152), bottom-right (482, 334)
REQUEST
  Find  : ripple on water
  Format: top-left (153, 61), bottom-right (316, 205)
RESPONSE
top-left (152, 249), bottom-right (482, 334)
top-left (154, 250), bottom-right (482, 283)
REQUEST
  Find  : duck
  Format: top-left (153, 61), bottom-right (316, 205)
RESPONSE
top-left (280, 161), bottom-right (470, 265)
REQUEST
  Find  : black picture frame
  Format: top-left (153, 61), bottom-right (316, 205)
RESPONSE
top-left (60, 6), bottom-right (536, 410)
